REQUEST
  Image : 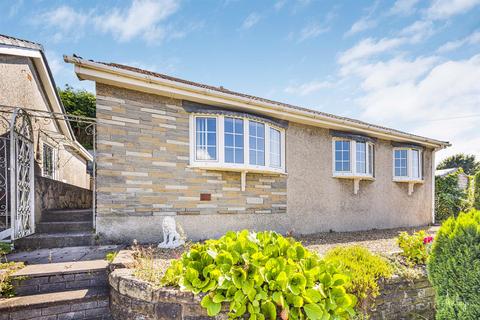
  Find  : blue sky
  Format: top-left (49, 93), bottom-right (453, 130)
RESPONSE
top-left (1, 0), bottom-right (480, 161)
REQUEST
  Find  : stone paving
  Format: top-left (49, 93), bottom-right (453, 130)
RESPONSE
top-left (7, 245), bottom-right (124, 265)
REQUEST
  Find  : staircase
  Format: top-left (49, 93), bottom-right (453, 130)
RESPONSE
top-left (14, 209), bottom-right (96, 250)
top-left (0, 259), bottom-right (111, 319)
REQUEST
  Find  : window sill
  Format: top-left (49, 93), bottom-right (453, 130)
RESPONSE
top-left (188, 163), bottom-right (287, 175)
top-left (332, 173), bottom-right (375, 181)
top-left (393, 178), bottom-right (424, 184)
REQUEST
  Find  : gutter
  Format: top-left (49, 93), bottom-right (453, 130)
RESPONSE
top-left (64, 55), bottom-right (451, 150)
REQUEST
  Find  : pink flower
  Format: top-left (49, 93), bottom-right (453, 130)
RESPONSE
top-left (423, 236), bottom-right (433, 244)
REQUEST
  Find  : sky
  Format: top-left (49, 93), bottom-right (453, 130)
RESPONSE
top-left (1, 0), bottom-right (479, 162)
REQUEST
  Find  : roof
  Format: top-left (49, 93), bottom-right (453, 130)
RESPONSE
top-left (435, 168), bottom-right (462, 177)
top-left (0, 35), bottom-right (92, 161)
top-left (0, 34), bottom-right (43, 51)
top-left (64, 55), bottom-right (450, 149)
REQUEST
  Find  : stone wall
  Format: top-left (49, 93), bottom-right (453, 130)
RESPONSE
top-left (35, 175), bottom-right (92, 222)
top-left (372, 272), bottom-right (435, 319)
top-left (95, 84), bottom-right (287, 242)
top-left (108, 268), bottom-right (435, 320)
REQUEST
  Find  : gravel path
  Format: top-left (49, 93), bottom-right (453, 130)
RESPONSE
top-left (149, 225), bottom-right (438, 261)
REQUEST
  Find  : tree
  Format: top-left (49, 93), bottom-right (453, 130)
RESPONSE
top-left (58, 85), bottom-right (96, 149)
top-left (437, 154), bottom-right (480, 175)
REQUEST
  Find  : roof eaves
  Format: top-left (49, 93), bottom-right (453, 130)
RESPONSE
top-left (64, 55), bottom-right (451, 149)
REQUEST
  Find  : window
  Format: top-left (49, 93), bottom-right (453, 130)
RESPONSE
top-left (356, 142), bottom-right (366, 174)
top-left (195, 117), bottom-right (217, 161)
top-left (190, 114), bottom-right (285, 173)
top-left (333, 139), bottom-right (374, 177)
top-left (269, 128), bottom-right (281, 168)
top-left (224, 117), bottom-right (244, 164)
top-left (42, 143), bottom-right (55, 179)
top-left (394, 149), bottom-right (408, 177)
top-left (249, 121), bottom-right (265, 166)
top-left (335, 140), bottom-right (351, 172)
top-left (393, 148), bottom-right (423, 180)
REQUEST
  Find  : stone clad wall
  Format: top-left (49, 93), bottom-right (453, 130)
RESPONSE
top-left (108, 268), bottom-right (435, 320)
top-left (95, 84), bottom-right (287, 242)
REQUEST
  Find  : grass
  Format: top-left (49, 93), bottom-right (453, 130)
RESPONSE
top-left (105, 251), bottom-right (118, 263)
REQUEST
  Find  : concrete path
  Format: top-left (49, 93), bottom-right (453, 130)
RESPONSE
top-left (7, 245), bottom-right (124, 264)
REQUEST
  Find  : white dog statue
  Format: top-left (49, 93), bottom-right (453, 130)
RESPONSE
top-left (158, 216), bottom-right (185, 249)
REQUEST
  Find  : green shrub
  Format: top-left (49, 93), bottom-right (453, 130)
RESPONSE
top-left (396, 230), bottom-right (433, 265)
top-left (105, 251), bottom-right (118, 263)
top-left (427, 209), bottom-right (480, 319)
top-left (162, 230), bottom-right (356, 319)
top-left (324, 246), bottom-right (393, 315)
top-left (435, 169), bottom-right (473, 221)
top-left (474, 172), bottom-right (480, 210)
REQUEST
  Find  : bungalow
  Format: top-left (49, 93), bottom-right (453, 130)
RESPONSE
top-left (65, 55), bottom-right (450, 243)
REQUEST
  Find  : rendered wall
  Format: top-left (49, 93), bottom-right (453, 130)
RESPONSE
top-left (0, 54), bottom-right (90, 189)
top-left (95, 83), bottom-right (433, 243)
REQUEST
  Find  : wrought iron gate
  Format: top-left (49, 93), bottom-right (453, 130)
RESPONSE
top-left (0, 108), bottom-right (34, 241)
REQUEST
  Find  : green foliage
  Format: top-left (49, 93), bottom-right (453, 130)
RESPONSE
top-left (105, 251), bottom-right (118, 263)
top-left (437, 153), bottom-right (480, 175)
top-left (435, 169), bottom-right (472, 221)
top-left (474, 172), bottom-right (480, 210)
top-left (427, 210), bottom-right (480, 319)
top-left (0, 262), bottom-right (24, 298)
top-left (162, 230), bottom-right (357, 319)
top-left (0, 242), bottom-right (12, 261)
top-left (396, 231), bottom-right (431, 265)
top-left (324, 246), bottom-right (393, 315)
top-left (58, 85), bottom-right (96, 149)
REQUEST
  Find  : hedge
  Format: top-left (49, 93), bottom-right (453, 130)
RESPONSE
top-left (435, 169), bottom-right (474, 221)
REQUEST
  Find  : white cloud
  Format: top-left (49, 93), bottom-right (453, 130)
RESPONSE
top-left (437, 30), bottom-right (480, 52)
top-left (95, 0), bottom-right (179, 42)
top-left (241, 12), bottom-right (261, 30)
top-left (426, 0), bottom-right (480, 20)
top-left (345, 17), bottom-right (377, 37)
top-left (284, 81), bottom-right (332, 96)
top-left (389, 0), bottom-right (420, 15)
top-left (338, 37), bottom-right (407, 65)
top-left (352, 54), bottom-right (480, 160)
top-left (40, 5), bottom-right (90, 41)
top-left (38, 0), bottom-right (184, 44)
top-left (298, 23), bottom-right (329, 42)
top-left (400, 20), bottom-right (436, 43)
top-left (274, 0), bottom-right (287, 10)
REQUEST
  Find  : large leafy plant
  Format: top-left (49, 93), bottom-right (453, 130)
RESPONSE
top-left (162, 230), bottom-right (356, 319)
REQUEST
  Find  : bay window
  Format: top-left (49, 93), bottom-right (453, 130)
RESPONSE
top-left (332, 139), bottom-right (374, 178)
top-left (393, 148), bottom-right (423, 181)
top-left (332, 134), bottom-right (375, 195)
top-left (392, 147), bottom-right (424, 195)
top-left (189, 114), bottom-right (285, 174)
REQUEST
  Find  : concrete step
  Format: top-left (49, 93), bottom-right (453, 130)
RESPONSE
top-left (36, 221), bottom-right (93, 233)
top-left (41, 209), bottom-right (93, 223)
top-left (14, 232), bottom-right (97, 250)
top-left (10, 260), bottom-right (108, 296)
top-left (0, 288), bottom-right (111, 319)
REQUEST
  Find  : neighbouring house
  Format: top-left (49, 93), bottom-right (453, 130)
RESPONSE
top-left (65, 55), bottom-right (450, 243)
top-left (0, 35), bottom-right (93, 241)
top-left (435, 167), bottom-right (469, 190)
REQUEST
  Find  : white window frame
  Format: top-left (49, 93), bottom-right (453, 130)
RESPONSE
top-left (42, 142), bottom-right (56, 179)
top-left (193, 116), bottom-right (218, 162)
top-left (332, 138), bottom-right (375, 179)
top-left (392, 147), bottom-right (423, 182)
top-left (189, 114), bottom-right (286, 174)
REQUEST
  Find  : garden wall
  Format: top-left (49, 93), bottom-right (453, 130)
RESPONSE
top-left (108, 268), bottom-right (435, 320)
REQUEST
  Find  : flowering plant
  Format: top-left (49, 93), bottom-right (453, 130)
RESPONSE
top-left (397, 230), bottom-right (433, 265)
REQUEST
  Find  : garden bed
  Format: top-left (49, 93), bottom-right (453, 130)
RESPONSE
top-left (109, 266), bottom-right (434, 320)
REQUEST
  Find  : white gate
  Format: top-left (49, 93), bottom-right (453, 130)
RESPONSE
top-left (0, 108), bottom-right (34, 241)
